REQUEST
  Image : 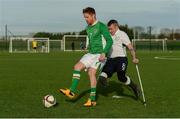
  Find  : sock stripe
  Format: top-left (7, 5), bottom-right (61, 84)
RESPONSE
top-left (90, 95), bottom-right (96, 97)
top-left (70, 70), bottom-right (81, 93)
top-left (73, 74), bottom-right (80, 77)
top-left (90, 93), bottom-right (96, 96)
top-left (90, 92), bottom-right (96, 94)
top-left (73, 76), bottom-right (80, 80)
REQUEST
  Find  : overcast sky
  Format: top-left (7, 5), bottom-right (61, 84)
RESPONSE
top-left (0, 0), bottom-right (180, 36)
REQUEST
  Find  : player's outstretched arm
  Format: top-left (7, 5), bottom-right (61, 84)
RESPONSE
top-left (127, 43), bottom-right (139, 64)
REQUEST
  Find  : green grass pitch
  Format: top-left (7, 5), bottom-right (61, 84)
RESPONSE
top-left (0, 51), bottom-right (180, 118)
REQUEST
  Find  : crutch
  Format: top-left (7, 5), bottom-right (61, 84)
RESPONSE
top-left (136, 64), bottom-right (147, 107)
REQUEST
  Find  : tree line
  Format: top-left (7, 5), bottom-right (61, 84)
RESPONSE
top-left (33, 25), bottom-right (180, 40)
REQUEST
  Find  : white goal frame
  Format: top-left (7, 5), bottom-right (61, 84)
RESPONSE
top-left (132, 38), bottom-right (167, 51)
top-left (9, 37), bottom-right (50, 53)
top-left (63, 35), bottom-right (87, 51)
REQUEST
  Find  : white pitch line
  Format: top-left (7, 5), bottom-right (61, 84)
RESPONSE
top-left (154, 56), bottom-right (180, 60)
top-left (112, 95), bottom-right (125, 99)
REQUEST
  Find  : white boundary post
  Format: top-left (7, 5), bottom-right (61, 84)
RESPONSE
top-left (9, 37), bottom-right (12, 53)
top-left (27, 39), bottom-right (30, 52)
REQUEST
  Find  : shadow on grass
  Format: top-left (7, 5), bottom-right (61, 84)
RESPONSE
top-left (66, 81), bottom-right (137, 103)
top-left (66, 89), bottom-right (90, 103)
top-left (96, 81), bottom-right (137, 101)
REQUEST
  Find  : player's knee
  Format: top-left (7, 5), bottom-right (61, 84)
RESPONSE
top-left (74, 64), bottom-right (79, 70)
top-left (74, 62), bottom-right (84, 71)
top-left (88, 68), bottom-right (96, 77)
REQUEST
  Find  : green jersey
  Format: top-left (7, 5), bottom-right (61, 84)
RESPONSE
top-left (86, 21), bottom-right (113, 54)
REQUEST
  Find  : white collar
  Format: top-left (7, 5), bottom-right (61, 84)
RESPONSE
top-left (91, 20), bottom-right (98, 26)
top-left (113, 29), bottom-right (120, 36)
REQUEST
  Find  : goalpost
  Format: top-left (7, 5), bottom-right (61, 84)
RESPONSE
top-left (132, 39), bottom-right (167, 51)
top-left (63, 35), bottom-right (87, 51)
top-left (9, 37), bottom-right (50, 53)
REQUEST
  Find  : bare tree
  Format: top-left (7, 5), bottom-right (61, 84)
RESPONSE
top-left (160, 28), bottom-right (171, 37)
top-left (133, 26), bottom-right (145, 39)
top-left (175, 29), bottom-right (180, 34)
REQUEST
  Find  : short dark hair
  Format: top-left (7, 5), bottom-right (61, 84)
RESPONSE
top-left (83, 7), bottom-right (96, 14)
top-left (107, 19), bottom-right (119, 26)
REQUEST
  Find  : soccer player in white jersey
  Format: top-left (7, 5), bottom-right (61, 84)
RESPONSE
top-left (98, 20), bottom-right (141, 99)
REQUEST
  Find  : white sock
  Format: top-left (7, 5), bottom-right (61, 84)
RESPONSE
top-left (100, 72), bottom-right (108, 78)
top-left (124, 76), bottom-right (131, 85)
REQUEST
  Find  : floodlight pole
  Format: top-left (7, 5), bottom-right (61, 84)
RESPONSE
top-left (5, 24), bottom-right (8, 49)
top-left (149, 26), bottom-right (152, 51)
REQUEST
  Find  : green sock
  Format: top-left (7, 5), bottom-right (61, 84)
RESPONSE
top-left (90, 88), bottom-right (96, 101)
top-left (70, 70), bottom-right (80, 93)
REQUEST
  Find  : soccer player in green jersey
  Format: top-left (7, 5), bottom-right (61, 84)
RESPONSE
top-left (59, 7), bottom-right (113, 107)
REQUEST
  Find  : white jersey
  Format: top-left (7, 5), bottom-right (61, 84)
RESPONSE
top-left (108, 29), bottom-right (131, 58)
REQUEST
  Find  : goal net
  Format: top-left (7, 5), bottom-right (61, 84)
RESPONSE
top-left (166, 40), bottom-right (180, 51)
top-left (63, 35), bottom-right (87, 51)
top-left (49, 40), bottom-right (63, 52)
top-left (9, 37), bottom-right (50, 53)
top-left (132, 39), bottom-right (167, 51)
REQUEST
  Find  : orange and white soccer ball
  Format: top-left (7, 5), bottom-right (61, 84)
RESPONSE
top-left (43, 95), bottom-right (56, 108)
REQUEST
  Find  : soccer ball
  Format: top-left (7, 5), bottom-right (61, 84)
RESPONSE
top-left (43, 95), bottom-right (56, 108)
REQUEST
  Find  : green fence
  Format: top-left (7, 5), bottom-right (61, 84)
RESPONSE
top-left (166, 40), bottom-right (180, 50)
top-left (134, 40), bottom-right (180, 51)
top-left (134, 40), bottom-right (163, 51)
top-left (0, 40), bottom-right (9, 51)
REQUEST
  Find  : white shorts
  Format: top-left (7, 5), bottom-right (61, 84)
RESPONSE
top-left (80, 53), bottom-right (101, 69)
